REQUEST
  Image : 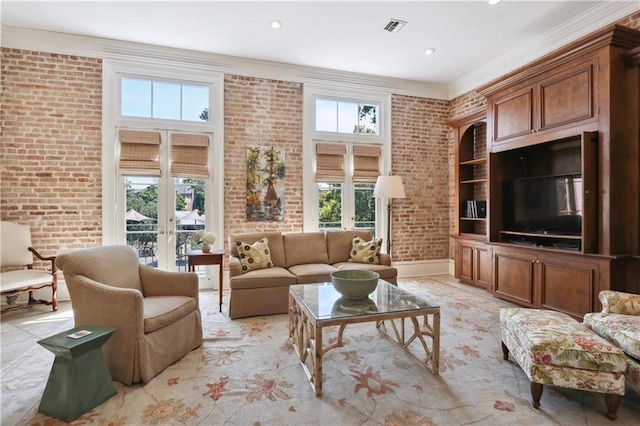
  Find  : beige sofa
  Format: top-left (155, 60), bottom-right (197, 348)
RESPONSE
top-left (228, 230), bottom-right (397, 319)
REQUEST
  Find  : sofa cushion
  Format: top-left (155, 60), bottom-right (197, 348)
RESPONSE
top-left (326, 230), bottom-right (372, 264)
top-left (288, 263), bottom-right (337, 284)
top-left (584, 312), bottom-right (640, 359)
top-left (283, 232), bottom-right (329, 267)
top-left (236, 238), bottom-right (273, 273)
top-left (229, 232), bottom-right (285, 267)
top-left (229, 267), bottom-right (297, 290)
top-left (333, 262), bottom-right (398, 282)
top-left (348, 236), bottom-right (383, 264)
top-left (599, 290), bottom-right (640, 315)
top-left (143, 296), bottom-right (196, 334)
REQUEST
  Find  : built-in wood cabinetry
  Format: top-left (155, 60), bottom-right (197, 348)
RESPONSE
top-left (456, 239), bottom-right (490, 289)
top-left (450, 111), bottom-right (490, 289)
top-left (491, 244), bottom-right (614, 319)
top-left (491, 56), bottom-right (598, 150)
top-left (451, 24), bottom-right (640, 317)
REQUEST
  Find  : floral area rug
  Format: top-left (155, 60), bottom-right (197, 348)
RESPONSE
top-left (3, 276), bottom-right (640, 425)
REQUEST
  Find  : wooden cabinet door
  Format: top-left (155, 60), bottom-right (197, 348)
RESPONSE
top-left (538, 257), bottom-right (597, 319)
top-left (474, 244), bottom-right (491, 288)
top-left (457, 242), bottom-right (474, 282)
top-left (491, 87), bottom-right (534, 144)
top-left (492, 248), bottom-right (535, 306)
top-left (539, 60), bottom-right (596, 132)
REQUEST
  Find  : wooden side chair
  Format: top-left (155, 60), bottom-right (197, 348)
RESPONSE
top-left (0, 221), bottom-right (58, 313)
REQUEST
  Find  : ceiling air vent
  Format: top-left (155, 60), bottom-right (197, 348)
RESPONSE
top-left (383, 19), bottom-right (407, 33)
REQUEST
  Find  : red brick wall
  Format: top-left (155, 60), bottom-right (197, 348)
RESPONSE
top-left (223, 75), bottom-right (304, 240)
top-left (0, 49), bottom-right (103, 259)
top-left (2, 11), bottom-right (638, 266)
top-left (391, 95), bottom-right (450, 260)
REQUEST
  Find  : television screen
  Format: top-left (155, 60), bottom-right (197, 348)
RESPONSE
top-left (504, 174), bottom-right (582, 235)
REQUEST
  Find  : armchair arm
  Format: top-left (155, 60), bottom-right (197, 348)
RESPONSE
top-left (379, 253), bottom-right (392, 266)
top-left (67, 275), bottom-right (145, 338)
top-left (599, 290), bottom-right (640, 315)
top-left (139, 265), bottom-right (199, 301)
top-left (228, 256), bottom-right (242, 278)
top-left (29, 247), bottom-right (57, 274)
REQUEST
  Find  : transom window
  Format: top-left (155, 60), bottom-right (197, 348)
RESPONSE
top-left (303, 86), bottom-right (390, 243)
top-left (120, 77), bottom-right (210, 122)
top-left (315, 98), bottom-right (379, 135)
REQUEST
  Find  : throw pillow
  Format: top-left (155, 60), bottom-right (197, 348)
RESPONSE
top-left (236, 238), bottom-right (273, 273)
top-left (348, 236), bottom-right (382, 264)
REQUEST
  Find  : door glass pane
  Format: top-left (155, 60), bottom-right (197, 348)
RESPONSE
top-left (318, 182), bottom-right (342, 231)
top-left (338, 101), bottom-right (358, 133)
top-left (358, 104), bottom-right (378, 135)
top-left (121, 78), bottom-right (151, 118)
top-left (125, 177), bottom-right (158, 266)
top-left (182, 85), bottom-right (210, 122)
top-left (175, 178), bottom-right (206, 272)
top-left (316, 99), bottom-right (337, 132)
top-left (354, 183), bottom-right (376, 237)
top-left (153, 82), bottom-right (181, 120)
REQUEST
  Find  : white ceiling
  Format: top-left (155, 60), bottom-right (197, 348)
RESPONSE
top-left (2, 1), bottom-right (639, 98)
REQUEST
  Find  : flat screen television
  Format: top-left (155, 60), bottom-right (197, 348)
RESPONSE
top-left (503, 173), bottom-right (582, 235)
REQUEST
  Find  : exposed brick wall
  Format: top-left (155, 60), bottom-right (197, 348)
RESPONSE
top-left (223, 75), bottom-right (304, 242)
top-left (391, 94), bottom-right (450, 261)
top-left (0, 49), bottom-right (103, 260)
top-left (2, 10), bottom-right (638, 268)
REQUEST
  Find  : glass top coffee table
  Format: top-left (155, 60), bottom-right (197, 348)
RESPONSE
top-left (288, 280), bottom-right (440, 396)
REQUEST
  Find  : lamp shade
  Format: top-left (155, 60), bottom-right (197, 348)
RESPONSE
top-left (373, 176), bottom-right (406, 199)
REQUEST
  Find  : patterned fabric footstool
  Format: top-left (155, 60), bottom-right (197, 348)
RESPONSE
top-left (500, 307), bottom-right (628, 420)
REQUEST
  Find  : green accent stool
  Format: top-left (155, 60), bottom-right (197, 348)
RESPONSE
top-left (37, 325), bottom-right (117, 422)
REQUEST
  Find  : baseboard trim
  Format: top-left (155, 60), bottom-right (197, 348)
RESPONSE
top-left (22, 260), bottom-right (455, 306)
top-left (393, 259), bottom-right (454, 278)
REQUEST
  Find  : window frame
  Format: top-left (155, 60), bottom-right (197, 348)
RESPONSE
top-left (102, 59), bottom-right (224, 251)
top-left (303, 85), bottom-right (392, 243)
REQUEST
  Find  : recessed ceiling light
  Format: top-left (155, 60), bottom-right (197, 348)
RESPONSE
top-left (424, 48), bottom-right (436, 56)
top-left (269, 20), bottom-right (282, 29)
top-left (488, 0), bottom-right (502, 5)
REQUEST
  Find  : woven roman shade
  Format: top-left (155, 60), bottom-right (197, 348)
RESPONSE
top-left (316, 143), bottom-right (346, 182)
top-left (170, 133), bottom-right (210, 178)
top-left (352, 145), bottom-right (381, 183)
top-left (118, 129), bottom-right (161, 177)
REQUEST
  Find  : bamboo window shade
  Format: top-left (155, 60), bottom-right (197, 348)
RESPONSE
top-left (352, 145), bottom-right (381, 183)
top-left (170, 133), bottom-right (210, 178)
top-left (315, 143), bottom-right (347, 182)
top-left (118, 129), bottom-right (162, 177)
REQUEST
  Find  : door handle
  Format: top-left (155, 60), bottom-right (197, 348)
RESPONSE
top-left (159, 230), bottom-right (165, 235)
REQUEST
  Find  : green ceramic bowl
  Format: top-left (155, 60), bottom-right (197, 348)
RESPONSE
top-left (330, 270), bottom-right (379, 300)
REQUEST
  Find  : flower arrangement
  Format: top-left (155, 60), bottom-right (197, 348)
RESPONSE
top-left (190, 231), bottom-right (217, 245)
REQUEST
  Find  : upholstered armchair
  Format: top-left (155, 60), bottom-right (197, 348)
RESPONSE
top-left (0, 221), bottom-right (58, 313)
top-left (584, 290), bottom-right (640, 394)
top-left (55, 245), bottom-right (203, 385)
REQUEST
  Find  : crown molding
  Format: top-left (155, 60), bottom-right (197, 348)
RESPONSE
top-left (3, 0), bottom-right (637, 102)
top-left (448, 0), bottom-right (640, 99)
top-left (0, 25), bottom-right (449, 100)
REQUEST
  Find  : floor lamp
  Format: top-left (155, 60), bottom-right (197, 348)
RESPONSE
top-left (373, 175), bottom-right (406, 256)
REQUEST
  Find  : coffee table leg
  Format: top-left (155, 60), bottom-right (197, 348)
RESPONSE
top-left (312, 324), bottom-right (323, 396)
top-left (431, 312), bottom-right (440, 375)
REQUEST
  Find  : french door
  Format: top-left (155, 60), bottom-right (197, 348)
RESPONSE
top-left (118, 129), bottom-right (211, 272)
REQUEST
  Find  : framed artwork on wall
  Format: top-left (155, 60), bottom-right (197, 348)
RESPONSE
top-left (246, 146), bottom-right (285, 221)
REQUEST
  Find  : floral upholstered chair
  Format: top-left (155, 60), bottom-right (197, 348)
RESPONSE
top-left (584, 290), bottom-right (640, 394)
